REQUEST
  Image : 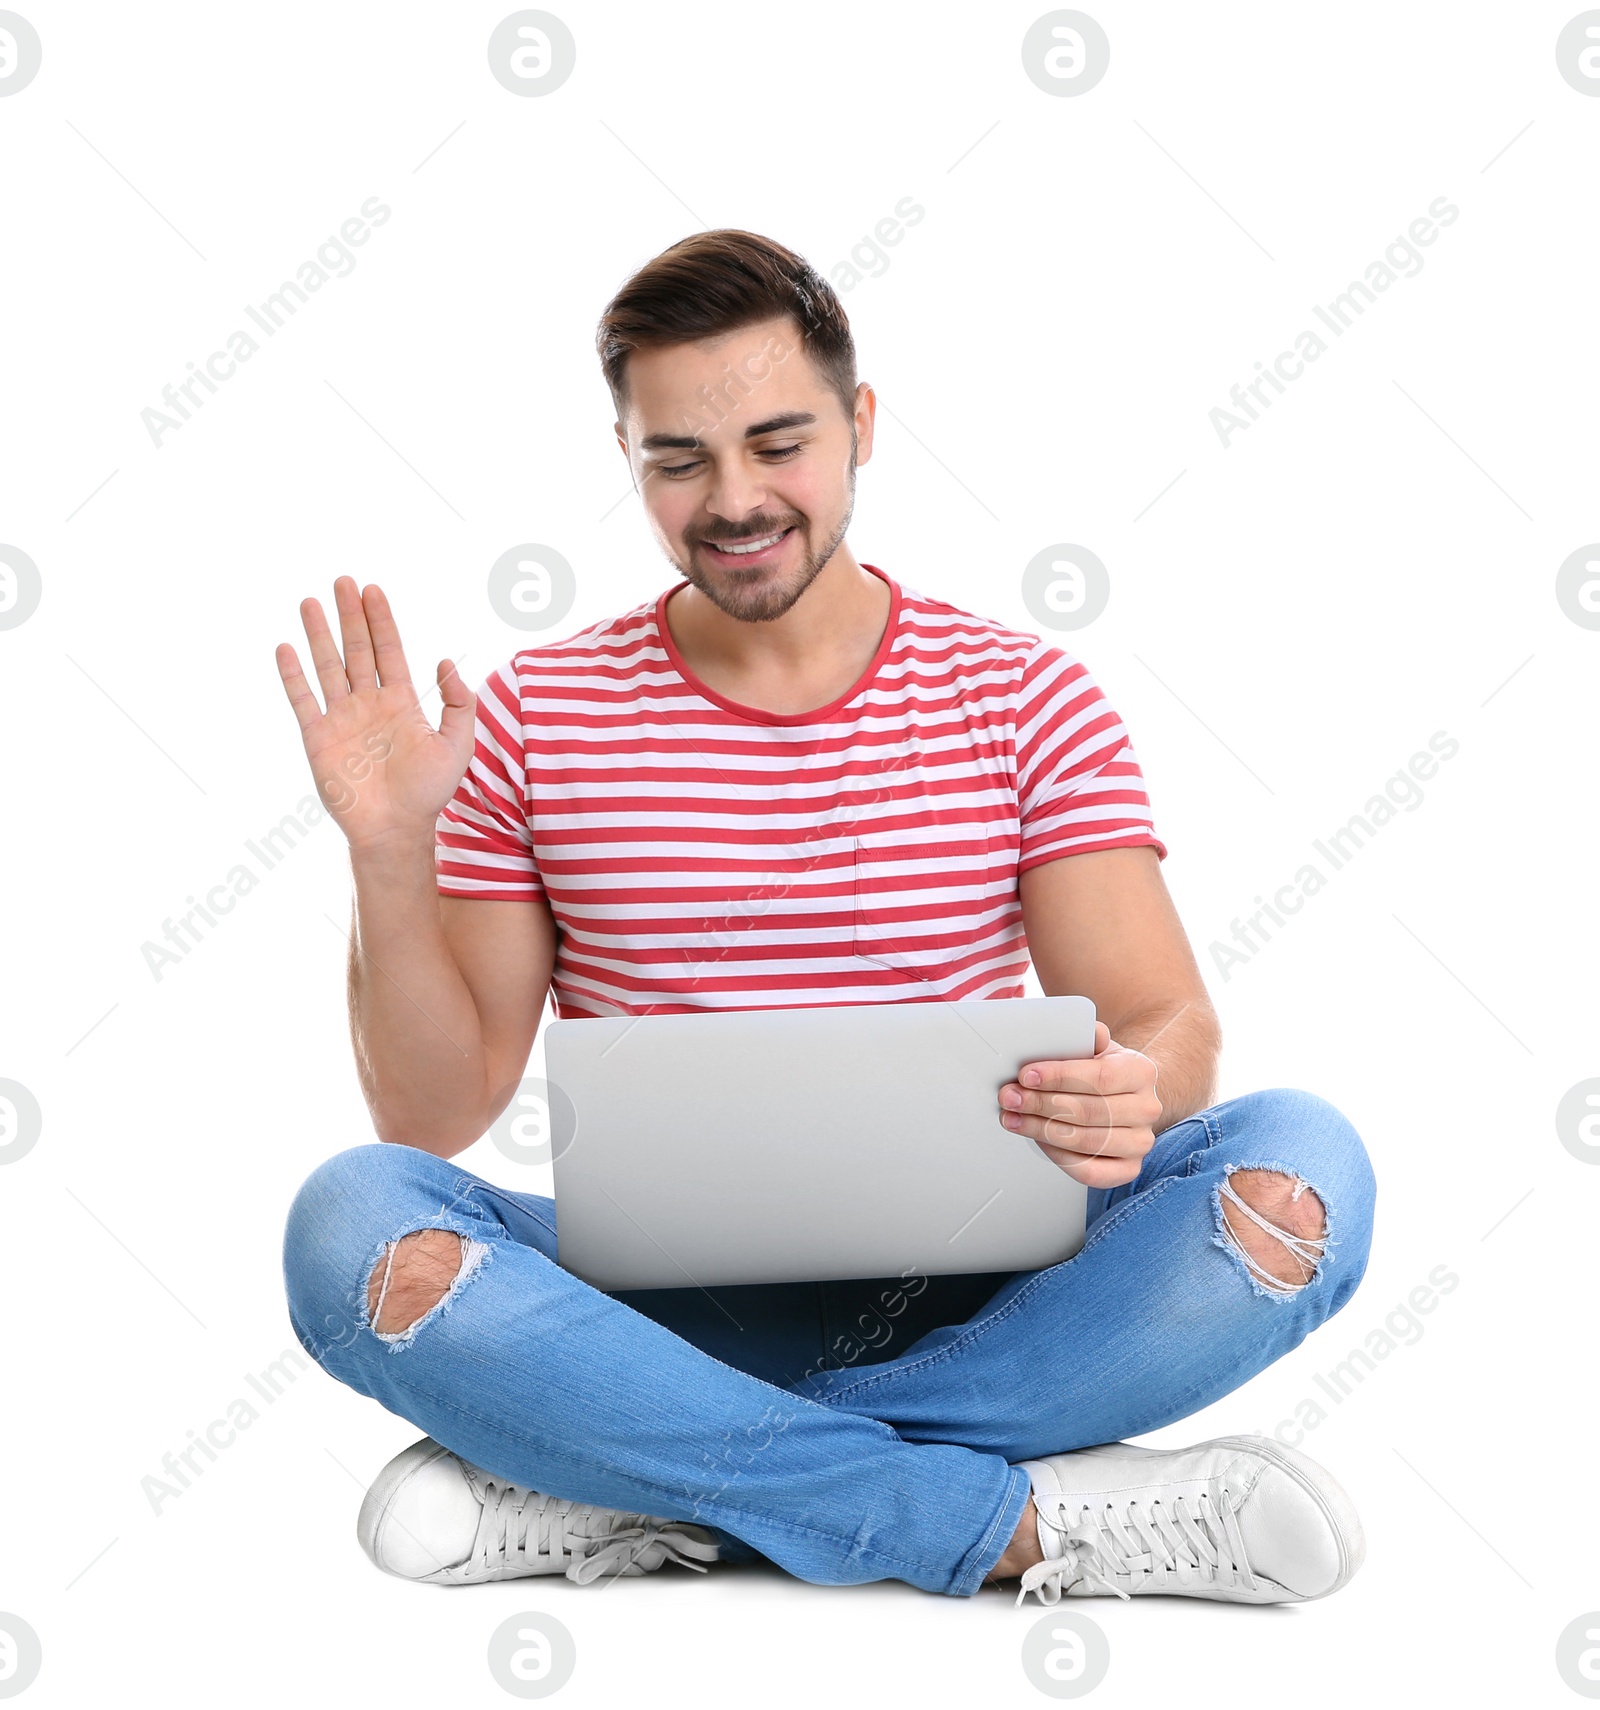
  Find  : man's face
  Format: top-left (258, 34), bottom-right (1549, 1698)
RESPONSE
top-left (615, 315), bottom-right (874, 624)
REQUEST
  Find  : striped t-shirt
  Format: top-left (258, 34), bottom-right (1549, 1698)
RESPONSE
top-left (435, 562), bottom-right (1166, 1019)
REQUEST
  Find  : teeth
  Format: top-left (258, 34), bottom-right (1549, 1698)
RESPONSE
top-left (709, 530), bottom-right (786, 555)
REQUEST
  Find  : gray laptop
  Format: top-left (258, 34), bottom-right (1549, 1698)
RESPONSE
top-left (543, 995), bottom-right (1096, 1291)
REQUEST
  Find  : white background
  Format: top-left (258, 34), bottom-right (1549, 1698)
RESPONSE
top-left (2, 1), bottom-right (1597, 1704)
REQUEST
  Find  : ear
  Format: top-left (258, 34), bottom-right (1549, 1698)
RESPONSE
top-left (613, 427), bottom-right (642, 495)
top-left (852, 382), bottom-right (877, 467)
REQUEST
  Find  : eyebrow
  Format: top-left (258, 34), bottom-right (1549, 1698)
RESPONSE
top-left (638, 410), bottom-right (818, 453)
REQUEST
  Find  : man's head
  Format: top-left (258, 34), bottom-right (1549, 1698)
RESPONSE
top-left (597, 230), bottom-right (875, 624)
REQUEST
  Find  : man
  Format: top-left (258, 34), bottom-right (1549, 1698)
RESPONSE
top-left (279, 230), bottom-right (1375, 1607)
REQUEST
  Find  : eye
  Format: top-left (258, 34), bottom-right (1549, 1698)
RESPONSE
top-left (657, 443), bottom-right (803, 478)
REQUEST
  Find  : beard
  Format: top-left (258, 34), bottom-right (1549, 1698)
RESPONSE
top-left (673, 450), bottom-right (857, 625)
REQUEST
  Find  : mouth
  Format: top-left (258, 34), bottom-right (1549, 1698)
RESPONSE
top-left (698, 525), bottom-right (796, 568)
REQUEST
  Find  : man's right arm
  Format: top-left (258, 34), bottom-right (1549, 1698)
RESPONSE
top-left (347, 839), bottom-right (556, 1159)
top-left (276, 575), bottom-right (553, 1160)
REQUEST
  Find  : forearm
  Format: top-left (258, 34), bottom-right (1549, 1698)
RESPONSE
top-left (1108, 996), bottom-right (1221, 1130)
top-left (347, 836), bottom-right (491, 1154)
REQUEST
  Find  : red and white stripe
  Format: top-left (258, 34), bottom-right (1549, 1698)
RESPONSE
top-left (436, 564), bottom-right (1165, 1018)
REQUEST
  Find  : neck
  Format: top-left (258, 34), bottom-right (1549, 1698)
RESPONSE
top-left (662, 550), bottom-right (894, 718)
top-left (665, 546), bottom-right (881, 676)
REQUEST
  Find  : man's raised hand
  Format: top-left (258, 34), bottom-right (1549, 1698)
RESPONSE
top-left (276, 577), bottom-right (475, 852)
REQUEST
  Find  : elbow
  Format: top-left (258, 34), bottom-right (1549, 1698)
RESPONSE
top-left (373, 1125), bottom-right (480, 1162)
top-left (368, 1096), bottom-right (488, 1161)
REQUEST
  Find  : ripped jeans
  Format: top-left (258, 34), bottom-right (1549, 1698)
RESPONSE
top-left (282, 1086), bottom-right (1375, 1597)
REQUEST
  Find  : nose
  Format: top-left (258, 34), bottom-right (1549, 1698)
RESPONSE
top-left (701, 461), bottom-right (772, 529)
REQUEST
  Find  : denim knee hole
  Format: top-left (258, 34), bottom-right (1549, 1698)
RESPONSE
top-left (1211, 1162), bottom-right (1330, 1300)
top-left (363, 1225), bottom-right (495, 1351)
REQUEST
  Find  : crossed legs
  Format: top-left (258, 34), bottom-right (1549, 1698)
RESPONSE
top-left (284, 1086), bottom-right (1374, 1595)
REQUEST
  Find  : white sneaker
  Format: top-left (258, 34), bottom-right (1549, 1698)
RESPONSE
top-left (357, 1436), bottom-right (722, 1587)
top-left (1013, 1434), bottom-right (1364, 1607)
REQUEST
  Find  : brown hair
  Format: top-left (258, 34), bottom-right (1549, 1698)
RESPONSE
top-left (596, 229), bottom-right (857, 423)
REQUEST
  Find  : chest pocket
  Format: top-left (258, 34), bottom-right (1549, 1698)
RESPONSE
top-left (852, 826), bottom-right (991, 985)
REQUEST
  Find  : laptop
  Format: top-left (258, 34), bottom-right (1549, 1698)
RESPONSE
top-left (543, 994), bottom-right (1096, 1291)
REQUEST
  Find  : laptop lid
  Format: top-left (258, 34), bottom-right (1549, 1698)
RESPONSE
top-left (544, 995), bottom-right (1096, 1290)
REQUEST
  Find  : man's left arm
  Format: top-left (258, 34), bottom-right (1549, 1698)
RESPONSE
top-left (1003, 845), bottom-right (1222, 1186)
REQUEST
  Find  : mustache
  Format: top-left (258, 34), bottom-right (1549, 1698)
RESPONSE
top-left (694, 517), bottom-right (799, 543)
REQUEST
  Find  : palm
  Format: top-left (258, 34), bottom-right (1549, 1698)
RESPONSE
top-left (277, 579), bottom-right (476, 850)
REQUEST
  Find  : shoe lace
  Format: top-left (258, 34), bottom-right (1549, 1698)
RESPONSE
top-left (1016, 1487), bottom-right (1257, 1607)
top-left (472, 1479), bottom-right (719, 1586)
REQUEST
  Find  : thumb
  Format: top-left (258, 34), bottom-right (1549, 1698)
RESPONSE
top-left (1093, 1021), bottom-right (1111, 1054)
top-left (436, 658), bottom-right (476, 752)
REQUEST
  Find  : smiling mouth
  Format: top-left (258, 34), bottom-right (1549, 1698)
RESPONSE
top-left (699, 526), bottom-right (796, 562)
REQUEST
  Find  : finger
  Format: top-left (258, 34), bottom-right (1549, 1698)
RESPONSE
top-left (335, 575), bottom-right (378, 694)
top-left (1034, 1119), bottom-right (1138, 1159)
top-left (1016, 1056), bottom-right (1108, 1098)
top-left (275, 642), bottom-right (324, 733)
top-left (299, 595), bottom-right (351, 704)
top-left (1005, 1091), bottom-right (1112, 1132)
top-left (1003, 1086), bottom-right (1159, 1129)
top-left (1017, 1048), bottom-right (1146, 1098)
top-left (436, 658), bottom-right (476, 751)
top-left (1035, 1142), bottom-right (1143, 1190)
top-left (1093, 1021), bottom-right (1110, 1054)
top-left (361, 583), bottom-right (414, 690)
top-left (1001, 1110), bottom-right (1147, 1157)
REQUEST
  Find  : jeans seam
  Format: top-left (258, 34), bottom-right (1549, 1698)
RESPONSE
top-left (1183, 1109), bottom-right (1226, 1170)
top-left (465, 1178), bottom-right (559, 1242)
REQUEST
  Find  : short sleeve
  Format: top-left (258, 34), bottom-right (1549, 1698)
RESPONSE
top-left (435, 662), bottom-right (545, 901)
top-left (1015, 640), bottom-right (1167, 875)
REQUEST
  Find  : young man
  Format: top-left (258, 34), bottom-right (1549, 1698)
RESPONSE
top-left (278, 230), bottom-right (1375, 1606)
